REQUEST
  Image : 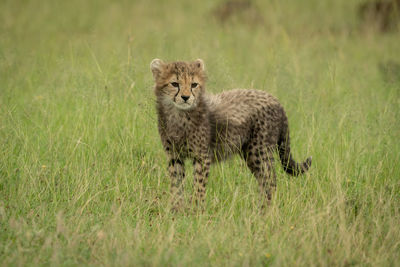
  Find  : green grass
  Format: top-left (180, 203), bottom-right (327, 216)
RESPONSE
top-left (1, 0), bottom-right (400, 265)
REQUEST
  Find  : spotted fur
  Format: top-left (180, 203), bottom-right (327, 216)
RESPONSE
top-left (150, 59), bottom-right (312, 208)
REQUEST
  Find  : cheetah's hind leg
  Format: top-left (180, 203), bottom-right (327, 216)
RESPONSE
top-left (244, 144), bottom-right (277, 208)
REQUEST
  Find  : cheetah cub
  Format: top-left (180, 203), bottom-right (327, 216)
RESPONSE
top-left (150, 59), bottom-right (311, 208)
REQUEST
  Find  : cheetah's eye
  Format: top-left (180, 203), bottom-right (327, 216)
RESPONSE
top-left (191, 83), bottom-right (198, 89)
top-left (171, 82), bottom-right (179, 88)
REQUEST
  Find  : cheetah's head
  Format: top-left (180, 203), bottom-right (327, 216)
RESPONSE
top-left (150, 59), bottom-right (206, 110)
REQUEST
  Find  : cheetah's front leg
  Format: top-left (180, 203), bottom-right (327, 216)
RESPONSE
top-left (168, 157), bottom-right (185, 210)
top-left (193, 157), bottom-right (211, 205)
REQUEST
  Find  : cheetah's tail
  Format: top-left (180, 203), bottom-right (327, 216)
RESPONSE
top-left (278, 116), bottom-right (312, 176)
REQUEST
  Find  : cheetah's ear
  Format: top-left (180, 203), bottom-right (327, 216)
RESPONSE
top-left (194, 59), bottom-right (205, 71)
top-left (150, 58), bottom-right (165, 80)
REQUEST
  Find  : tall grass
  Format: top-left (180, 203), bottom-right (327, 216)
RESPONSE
top-left (1, 0), bottom-right (399, 265)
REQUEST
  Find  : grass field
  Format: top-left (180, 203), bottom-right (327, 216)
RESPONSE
top-left (1, 0), bottom-right (400, 265)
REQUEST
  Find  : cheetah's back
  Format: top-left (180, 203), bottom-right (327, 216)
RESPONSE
top-left (206, 89), bottom-right (284, 160)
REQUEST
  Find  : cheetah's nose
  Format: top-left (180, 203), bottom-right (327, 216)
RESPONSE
top-left (181, 95), bottom-right (190, 102)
